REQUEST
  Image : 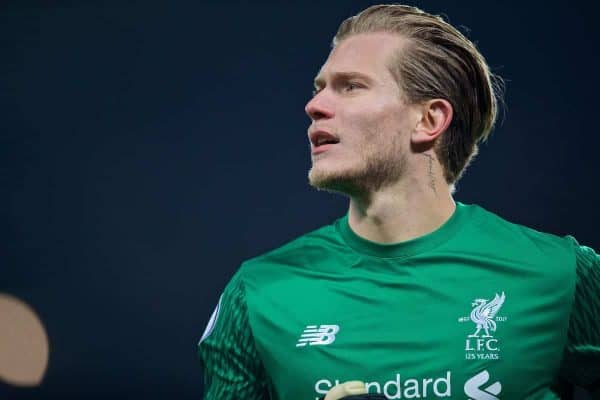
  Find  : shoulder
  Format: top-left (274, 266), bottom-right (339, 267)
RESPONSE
top-left (564, 236), bottom-right (600, 282)
top-left (240, 218), bottom-right (342, 269)
top-left (231, 218), bottom-right (346, 321)
top-left (463, 202), bottom-right (576, 259)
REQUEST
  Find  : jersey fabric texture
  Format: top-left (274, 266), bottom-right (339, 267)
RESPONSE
top-left (197, 202), bottom-right (600, 400)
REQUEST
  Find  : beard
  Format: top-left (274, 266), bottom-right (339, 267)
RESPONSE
top-left (308, 131), bottom-right (406, 197)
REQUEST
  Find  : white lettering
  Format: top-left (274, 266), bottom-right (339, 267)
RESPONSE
top-left (314, 371), bottom-right (452, 399)
top-left (433, 371), bottom-right (451, 397)
top-left (403, 378), bottom-right (420, 398)
top-left (465, 339), bottom-right (474, 351)
top-left (312, 325), bottom-right (339, 346)
top-left (315, 379), bottom-right (332, 399)
top-left (382, 373), bottom-right (401, 399)
top-left (476, 353), bottom-right (499, 360)
top-left (422, 378), bottom-right (432, 397)
top-left (366, 381), bottom-right (381, 394)
top-left (476, 338), bottom-right (486, 351)
top-left (486, 339), bottom-right (499, 351)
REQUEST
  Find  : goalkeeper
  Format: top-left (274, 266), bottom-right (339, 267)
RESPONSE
top-left (198, 4), bottom-right (600, 399)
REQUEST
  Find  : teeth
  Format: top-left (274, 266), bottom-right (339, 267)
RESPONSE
top-left (317, 137), bottom-right (335, 146)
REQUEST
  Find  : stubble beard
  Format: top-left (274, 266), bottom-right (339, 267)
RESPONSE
top-left (308, 132), bottom-right (406, 197)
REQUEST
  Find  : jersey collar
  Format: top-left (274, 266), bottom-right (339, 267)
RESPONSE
top-left (336, 201), bottom-right (468, 259)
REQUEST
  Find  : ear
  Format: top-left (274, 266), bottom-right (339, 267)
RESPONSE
top-left (411, 99), bottom-right (453, 145)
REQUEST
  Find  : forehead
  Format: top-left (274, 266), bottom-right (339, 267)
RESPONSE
top-left (315, 32), bottom-right (405, 84)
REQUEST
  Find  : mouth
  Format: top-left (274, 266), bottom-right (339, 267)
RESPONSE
top-left (311, 142), bottom-right (337, 155)
top-left (309, 130), bottom-right (340, 155)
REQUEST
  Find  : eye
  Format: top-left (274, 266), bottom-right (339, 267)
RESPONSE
top-left (311, 81), bottom-right (362, 97)
top-left (344, 82), bottom-right (361, 92)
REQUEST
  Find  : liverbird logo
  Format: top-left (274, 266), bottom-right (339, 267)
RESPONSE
top-left (468, 292), bottom-right (506, 338)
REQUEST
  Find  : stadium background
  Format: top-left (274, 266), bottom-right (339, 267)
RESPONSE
top-left (2, 1), bottom-right (598, 399)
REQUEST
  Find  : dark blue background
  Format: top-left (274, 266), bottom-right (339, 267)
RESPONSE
top-left (2, 1), bottom-right (598, 399)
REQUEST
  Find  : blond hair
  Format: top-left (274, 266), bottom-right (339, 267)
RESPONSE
top-left (333, 4), bottom-right (504, 185)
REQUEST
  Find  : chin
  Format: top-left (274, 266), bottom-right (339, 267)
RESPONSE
top-left (308, 165), bottom-right (364, 195)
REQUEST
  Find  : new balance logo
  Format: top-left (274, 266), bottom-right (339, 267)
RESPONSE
top-left (464, 370), bottom-right (502, 400)
top-left (296, 324), bottom-right (339, 347)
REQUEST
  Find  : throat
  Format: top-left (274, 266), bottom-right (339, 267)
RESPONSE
top-left (347, 193), bottom-right (456, 244)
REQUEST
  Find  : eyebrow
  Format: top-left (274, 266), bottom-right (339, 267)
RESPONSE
top-left (313, 71), bottom-right (375, 90)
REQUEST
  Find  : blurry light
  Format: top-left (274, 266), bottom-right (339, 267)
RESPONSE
top-left (0, 293), bottom-right (49, 387)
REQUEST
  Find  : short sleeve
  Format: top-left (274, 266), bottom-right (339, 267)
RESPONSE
top-left (197, 269), bottom-right (270, 399)
top-left (558, 236), bottom-right (600, 393)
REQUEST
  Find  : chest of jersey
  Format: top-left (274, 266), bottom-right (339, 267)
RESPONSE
top-left (246, 253), bottom-right (574, 400)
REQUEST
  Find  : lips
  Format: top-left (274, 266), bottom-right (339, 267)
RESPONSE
top-left (309, 129), bottom-right (340, 148)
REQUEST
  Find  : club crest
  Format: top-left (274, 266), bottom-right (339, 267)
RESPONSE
top-left (458, 292), bottom-right (507, 361)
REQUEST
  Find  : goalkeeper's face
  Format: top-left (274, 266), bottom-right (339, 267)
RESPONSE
top-left (305, 32), bottom-right (421, 196)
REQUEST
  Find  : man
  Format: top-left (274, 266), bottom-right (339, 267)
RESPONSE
top-left (198, 4), bottom-right (599, 399)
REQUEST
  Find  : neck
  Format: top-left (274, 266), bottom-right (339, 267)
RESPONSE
top-left (347, 170), bottom-right (455, 244)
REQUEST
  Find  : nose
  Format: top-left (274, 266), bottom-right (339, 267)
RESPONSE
top-left (305, 90), bottom-right (334, 121)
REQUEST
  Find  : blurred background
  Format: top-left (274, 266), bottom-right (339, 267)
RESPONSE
top-left (2, 1), bottom-right (598, 399)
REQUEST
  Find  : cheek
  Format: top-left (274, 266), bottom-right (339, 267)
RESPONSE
top-left (341, 110), bottom-right (386, 143)
top-left (336, 96), bottom-right (407, 146)
top-left (346, 114), bottom-right (400, 149)
top-left (344, 97), bottom-right (404, 130)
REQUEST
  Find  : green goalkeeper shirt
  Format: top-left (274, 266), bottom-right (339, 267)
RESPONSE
top-left (197, 202), bottom-right (600, 399)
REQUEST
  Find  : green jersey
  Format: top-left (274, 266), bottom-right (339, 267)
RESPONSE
top-left (197, 202), bottom-right (600, 399)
